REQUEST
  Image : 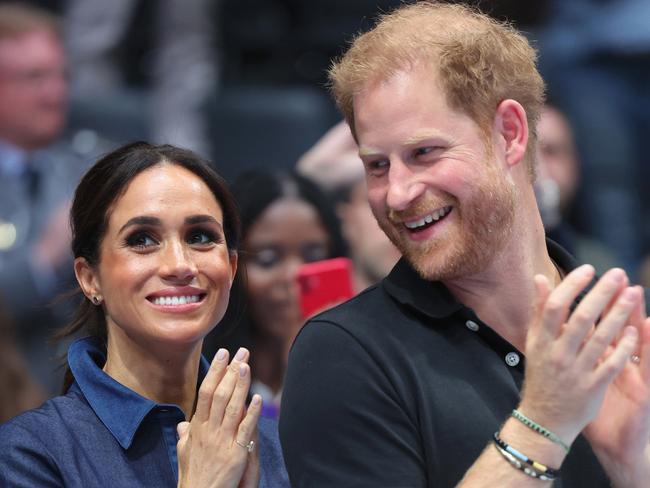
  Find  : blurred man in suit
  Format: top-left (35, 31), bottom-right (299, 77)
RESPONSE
top-left (0, 3), bottom-right (89, 393)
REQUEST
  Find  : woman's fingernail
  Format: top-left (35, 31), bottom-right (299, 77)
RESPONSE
top-left (216, 348), bottom-right (227, 362)
top-left (252, 394), bottom-right (261, 406)
top-left (239, 363), bottom-right (248, 377)
top-left (610, 268), bottom-right (625, 282)
top-left (234, 347), bottom-right (247, 361)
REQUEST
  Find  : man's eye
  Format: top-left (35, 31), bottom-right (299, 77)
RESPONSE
top-left (414, 147), bottom-right (432, 156)
top-left (366, 159), bottom-right (389, 175)
top-left (125, 231), bottom-right (158, 249)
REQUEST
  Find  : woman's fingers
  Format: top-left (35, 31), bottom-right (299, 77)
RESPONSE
top-left (221, 362), bottom-right (252, 437)
top-left (194, 348), bottom-right (229, 423)
top-left (234, 394), bottom-right (262, 452)
top-left (209, 347), bottom-right (249, 427)
top-left (562, 268), bottom-right (628, 356)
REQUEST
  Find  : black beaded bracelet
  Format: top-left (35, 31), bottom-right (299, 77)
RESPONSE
top-left (493, 432), bottom-right (560, 481)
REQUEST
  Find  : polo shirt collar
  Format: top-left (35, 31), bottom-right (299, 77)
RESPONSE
top-left (383, 238), bottom-right (579, 320)
top-left (383, 258), bottom-right (462, 318)
top-left (68, 336), bottom-right (210, 450)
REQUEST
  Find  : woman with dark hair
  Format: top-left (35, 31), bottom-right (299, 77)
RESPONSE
top-left (205, 170), bottom-right (347, 419)
top-left (0, 142), bottom-right (289, 487)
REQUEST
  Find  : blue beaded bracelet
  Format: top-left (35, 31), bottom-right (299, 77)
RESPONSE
top-left (493, 432), bottom-right (560, 481)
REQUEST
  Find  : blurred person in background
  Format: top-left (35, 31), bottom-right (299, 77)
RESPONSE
top-left (0, 298), bottom-right (45, 424)
top-left (0, 3), bottom-right (95, 393)
top-left (534, 104), bottom-right (618, 274)
top-left (205, 170), bottom-right (347, 419)
top-left (64, 0), bottom-right (218, 154)
top-left (297, 121), bottom-right (401, 291)
top-left (537, 0), bottom-right (650, 276)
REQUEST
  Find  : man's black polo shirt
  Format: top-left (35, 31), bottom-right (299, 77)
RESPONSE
top-left (280, 240), bottom-right (609, 487)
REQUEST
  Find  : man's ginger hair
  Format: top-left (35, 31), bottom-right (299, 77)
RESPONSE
top-left (329, 1), bottom-right (545, 179)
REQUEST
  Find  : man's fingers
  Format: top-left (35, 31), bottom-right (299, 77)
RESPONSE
top-left (540, 264), bottom-right (595, 338)
top-left (594, 325), bottom-right (638, 385)
top-left (578, 286), bottom-right (639, 367)
top-left (639, 319), bottom-right (650, 383)
top-left (194, 348), bottom-right (229, 422)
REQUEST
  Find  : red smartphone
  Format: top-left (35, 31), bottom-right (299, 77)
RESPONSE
top-left (296, 257), bottom-right (354, 319)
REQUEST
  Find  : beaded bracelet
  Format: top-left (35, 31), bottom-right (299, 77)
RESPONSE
top-left (511, 409), bottom-right (571, 453)
top-left (493, 432), bottom-right (560, 481)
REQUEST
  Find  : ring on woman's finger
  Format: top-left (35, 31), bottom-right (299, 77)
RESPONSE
top-left (235, 439), bottom-right (255, 452)
top-left (630, 354), bottom-right (641, 364)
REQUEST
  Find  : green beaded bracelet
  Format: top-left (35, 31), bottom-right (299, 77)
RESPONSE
top-left (511, 409), bottom-right (570, 453)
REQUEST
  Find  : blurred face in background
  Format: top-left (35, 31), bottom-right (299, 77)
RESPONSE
top-left (338, 179), bottom-right (401, 287)
top-left (0, 29), bottom-right (67, 150)
top-left (536, 106), bottom-right (579, 212)
top-left (244, 197), bottom-right (330, 340)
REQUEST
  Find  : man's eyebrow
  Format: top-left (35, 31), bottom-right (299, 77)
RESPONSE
top-left (118, 216), bottom-right (161, 234)
top-left (404, 131), bottom-right (445, 146)
top-left (359, 146), bottom-right (382, 157)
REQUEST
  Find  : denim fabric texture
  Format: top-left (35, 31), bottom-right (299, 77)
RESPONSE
top-left (0, 336), bottom-right (289, 487)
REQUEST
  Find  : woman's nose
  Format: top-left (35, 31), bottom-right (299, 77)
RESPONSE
top-left (160, 241), bottom-right (197, 282)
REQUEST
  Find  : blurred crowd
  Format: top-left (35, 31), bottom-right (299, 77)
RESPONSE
top-left (2, 0), bottom-right (650, 422)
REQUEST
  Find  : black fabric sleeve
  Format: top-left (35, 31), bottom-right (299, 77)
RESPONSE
top-left (279, 320), bottom-right (427, 488)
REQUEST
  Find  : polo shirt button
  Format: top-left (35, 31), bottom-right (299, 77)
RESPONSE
top-left (465, 320), bottom-right (479, 331)
top-left (505, 352), bottom-right (520, 367)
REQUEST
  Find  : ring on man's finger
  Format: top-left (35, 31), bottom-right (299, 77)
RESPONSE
top-left (630, 354), bottom-right (641, 364)
top-left (235, 439), bottom-right (255, 452)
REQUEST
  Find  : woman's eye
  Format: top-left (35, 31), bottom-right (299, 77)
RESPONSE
top-left (302, 244), bottom-right (329, 263)
top-left (251, 248), bottom-right (280, 269)
top-left (187, 230), bottom-right (217, 246)
top-left (125, 231), bottom-right (158, 249)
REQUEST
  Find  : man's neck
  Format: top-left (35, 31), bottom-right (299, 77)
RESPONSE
top-left (443, 211), bottom-right (558, 352)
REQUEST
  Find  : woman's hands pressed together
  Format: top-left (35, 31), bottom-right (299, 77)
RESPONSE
top-left (177, 347), bottom-right (262, 488)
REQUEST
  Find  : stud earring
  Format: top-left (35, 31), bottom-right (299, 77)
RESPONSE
top-left (91, 296), bottom-right (101, 305)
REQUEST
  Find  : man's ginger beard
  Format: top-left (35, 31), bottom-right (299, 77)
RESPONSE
top-left (376, 162), bottom-right (517, 282)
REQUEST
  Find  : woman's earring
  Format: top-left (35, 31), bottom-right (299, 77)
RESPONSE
top-left (91, 296), bottom-right (102, 305)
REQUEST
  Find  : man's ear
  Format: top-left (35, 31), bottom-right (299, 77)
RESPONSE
top-left (74, 257), bottom-right (101, 301)
top-left (494, 99), bottom-right (529, 168)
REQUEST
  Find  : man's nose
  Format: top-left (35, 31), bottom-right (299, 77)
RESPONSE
top-left (385, 159), bottom-right (426, 212)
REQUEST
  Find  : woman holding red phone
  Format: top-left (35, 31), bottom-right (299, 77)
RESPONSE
top-left (205, 170), bottom-right (347, 419)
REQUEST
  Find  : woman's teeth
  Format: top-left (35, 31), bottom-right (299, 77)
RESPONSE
top-left (152, 295), bottom-right (201, 306)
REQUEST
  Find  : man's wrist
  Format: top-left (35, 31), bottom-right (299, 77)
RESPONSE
top-left (499, 417), bottom-right (569, 471)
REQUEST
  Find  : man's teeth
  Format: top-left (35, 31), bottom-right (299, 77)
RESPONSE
top-left (404, 206), bottom-right (452, 230)
top-left (152, 295), bottom-right (201, 306)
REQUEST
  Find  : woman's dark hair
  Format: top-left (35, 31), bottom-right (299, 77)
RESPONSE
top-left (232, 170), bottom-right (347, 256)
top-left (58, 141), bottom-right (240, 390)
top-left (203, 170), bottom-right (347, 355)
